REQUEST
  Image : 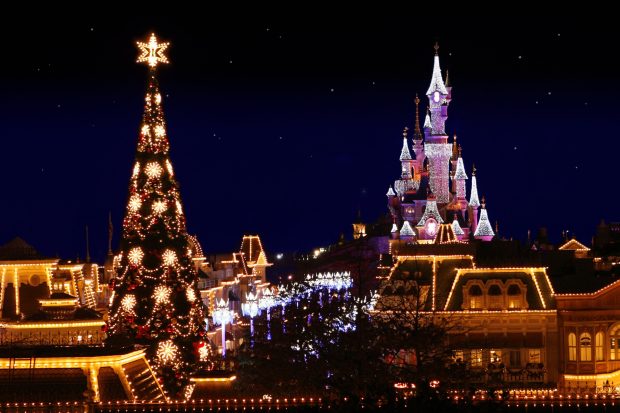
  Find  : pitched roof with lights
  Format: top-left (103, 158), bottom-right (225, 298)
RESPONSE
top-left (558, 238), bottom-right (590, 252)
top-left (443, 267), bottom-right (555, 311)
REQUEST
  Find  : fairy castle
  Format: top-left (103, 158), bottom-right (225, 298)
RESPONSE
top-left (386, 43), bottom-right (494, 243)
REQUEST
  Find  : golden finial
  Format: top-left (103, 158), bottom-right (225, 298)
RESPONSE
top-left (472, 163), bottom-right (477, 176)
top-left (445, 70), bottom-right (450, 87)
top-left (458, 144), bottom-right (462, 157)
top-left (403, 126), bottom-right (409, 138)
top-left (434, 41), bottom-right (439, 55)
top-left (481, 195), bottom-right (486, 208)
top-left (137, 33), bottom-right (170, 68)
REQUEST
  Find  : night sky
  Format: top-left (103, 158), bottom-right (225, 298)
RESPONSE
top-left (0, 14), bottom-right (617, 261)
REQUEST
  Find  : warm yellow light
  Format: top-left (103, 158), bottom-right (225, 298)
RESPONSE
top-left (128, 247), bottom-right (144, 265)
top-left (128, 195), bottom-right (142, 212)
top-left (137, 33), bottom-right (170, 68)
top-left (121, 295), bottom-right (137, 313)
top-left (154, 286), bottom-right (171, 304)
top-left (157, 340), bottom-right (178, 364)
top-left (145, 162), bottom-right (163, 178)
top-left (152, 200), bottom-right (167, 214)
top-left (162, 250), bottom-right (177, 266)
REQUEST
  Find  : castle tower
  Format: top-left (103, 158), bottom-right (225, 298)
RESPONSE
top-left (424, 43), bottom-right (452, 204)
top-left (469, 165), bottom-right (481, 234)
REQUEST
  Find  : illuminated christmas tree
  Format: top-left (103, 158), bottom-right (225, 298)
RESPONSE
top-left (107, 34), bottom-right (210, 399)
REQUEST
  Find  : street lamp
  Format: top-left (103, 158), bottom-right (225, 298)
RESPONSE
top-left (213, 298), bottom-right (234, 357)
top-left (241, 292), bottom-right (259, 337)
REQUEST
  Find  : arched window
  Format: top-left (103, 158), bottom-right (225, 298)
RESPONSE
top-left (507, 284), bottom-right (522, 309)
top-left (568, 333), bottom-right (577, 361)
top-left (468, 285), bottom-right (483, 310)
top-left (596, 331), bottom-right (605, 361)
top-left (580, 332), bottom-right (592, 361)
top-left (507, 284), bottom-right (521, 295)
top-left (609, 324), bottom-right (620, 360)
top-left (487, 284), bottom-right (503, 310)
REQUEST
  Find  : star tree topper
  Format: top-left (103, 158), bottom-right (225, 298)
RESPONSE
top-left (137, 33), bottom-right (170, 68)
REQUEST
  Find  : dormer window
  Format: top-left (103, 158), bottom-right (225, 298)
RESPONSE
top-left (487, 284), bottom-right (503, 310)
top-left (507, 284), bottom-right (523, 309)
top-left (433, 91), bottom-right (440, 103)
top-left (468, 285), bottom-right (483, 310)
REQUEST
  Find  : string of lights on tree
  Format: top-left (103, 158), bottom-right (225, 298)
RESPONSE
top-left (106, 33), bottom-right (212, 400)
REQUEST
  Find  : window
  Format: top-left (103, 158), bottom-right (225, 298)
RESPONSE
top-left (507, 284), bottom-right (522, 309)
top-left (487, 284), bottom-right (503, 310)
top-left (596, 332), bottom-right (605, 361)
top-left (528, 349), bottom-right (541, 363)
top-left (580, 332), bottom-right (592, 361)
top-left (568, 333), bottom-right (577, 361)
top-left (468, 285), bottom-right (483, 310)
top-left (610, 324), bottom-right (620, 360)
top-left (453, 350), bottom-right (464, 363)
top-left (470, 349), bottom-right (483, 367)
top-left (509, 350), bottom-right (521, 367)
top-left (490, 349), bottom-right (502, 363)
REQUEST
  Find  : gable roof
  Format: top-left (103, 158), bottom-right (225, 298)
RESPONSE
top-left (558, 238), bottom-right (590, 252)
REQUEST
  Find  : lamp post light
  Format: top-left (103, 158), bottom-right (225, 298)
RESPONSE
top-left (241, 292), bottom-right (259, 337)
top-left (259, 288), bottom-right (276, 340)
top-left (213, 298), bottom-right (234, 358)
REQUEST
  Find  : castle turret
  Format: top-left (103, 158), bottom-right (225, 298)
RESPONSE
top-left (399, 127), bottom-right (414, 179)
top-left (469, 164), bottom-right (481, 234)
top-left (417, 192), bottom-right (443, 240)
top-left (400, 221), bottom-right (416, 242)
top-left (424, 43), bottom-right (452, 203)
top-left (474, 196), bottom-right (495, 241)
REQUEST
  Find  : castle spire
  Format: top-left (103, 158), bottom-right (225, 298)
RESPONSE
top-left (413, 94), bottom-right (423, 140)
top-left (469, 164), bottom-right (480, 208)
top-left (399, 126), bottom-right (412, 161)
top-left (423, 107), bottom-right (432, 130)
top-left (452, 134), bottom-right (459, 160)
top-left (452, 213), bottom-right (464, 236)
top-left (426, 43), bottom-right (448, 96)
top-left (454, 147), bottom-right (468, 181)
top-left (474, 196), bottom-right (495, 240)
